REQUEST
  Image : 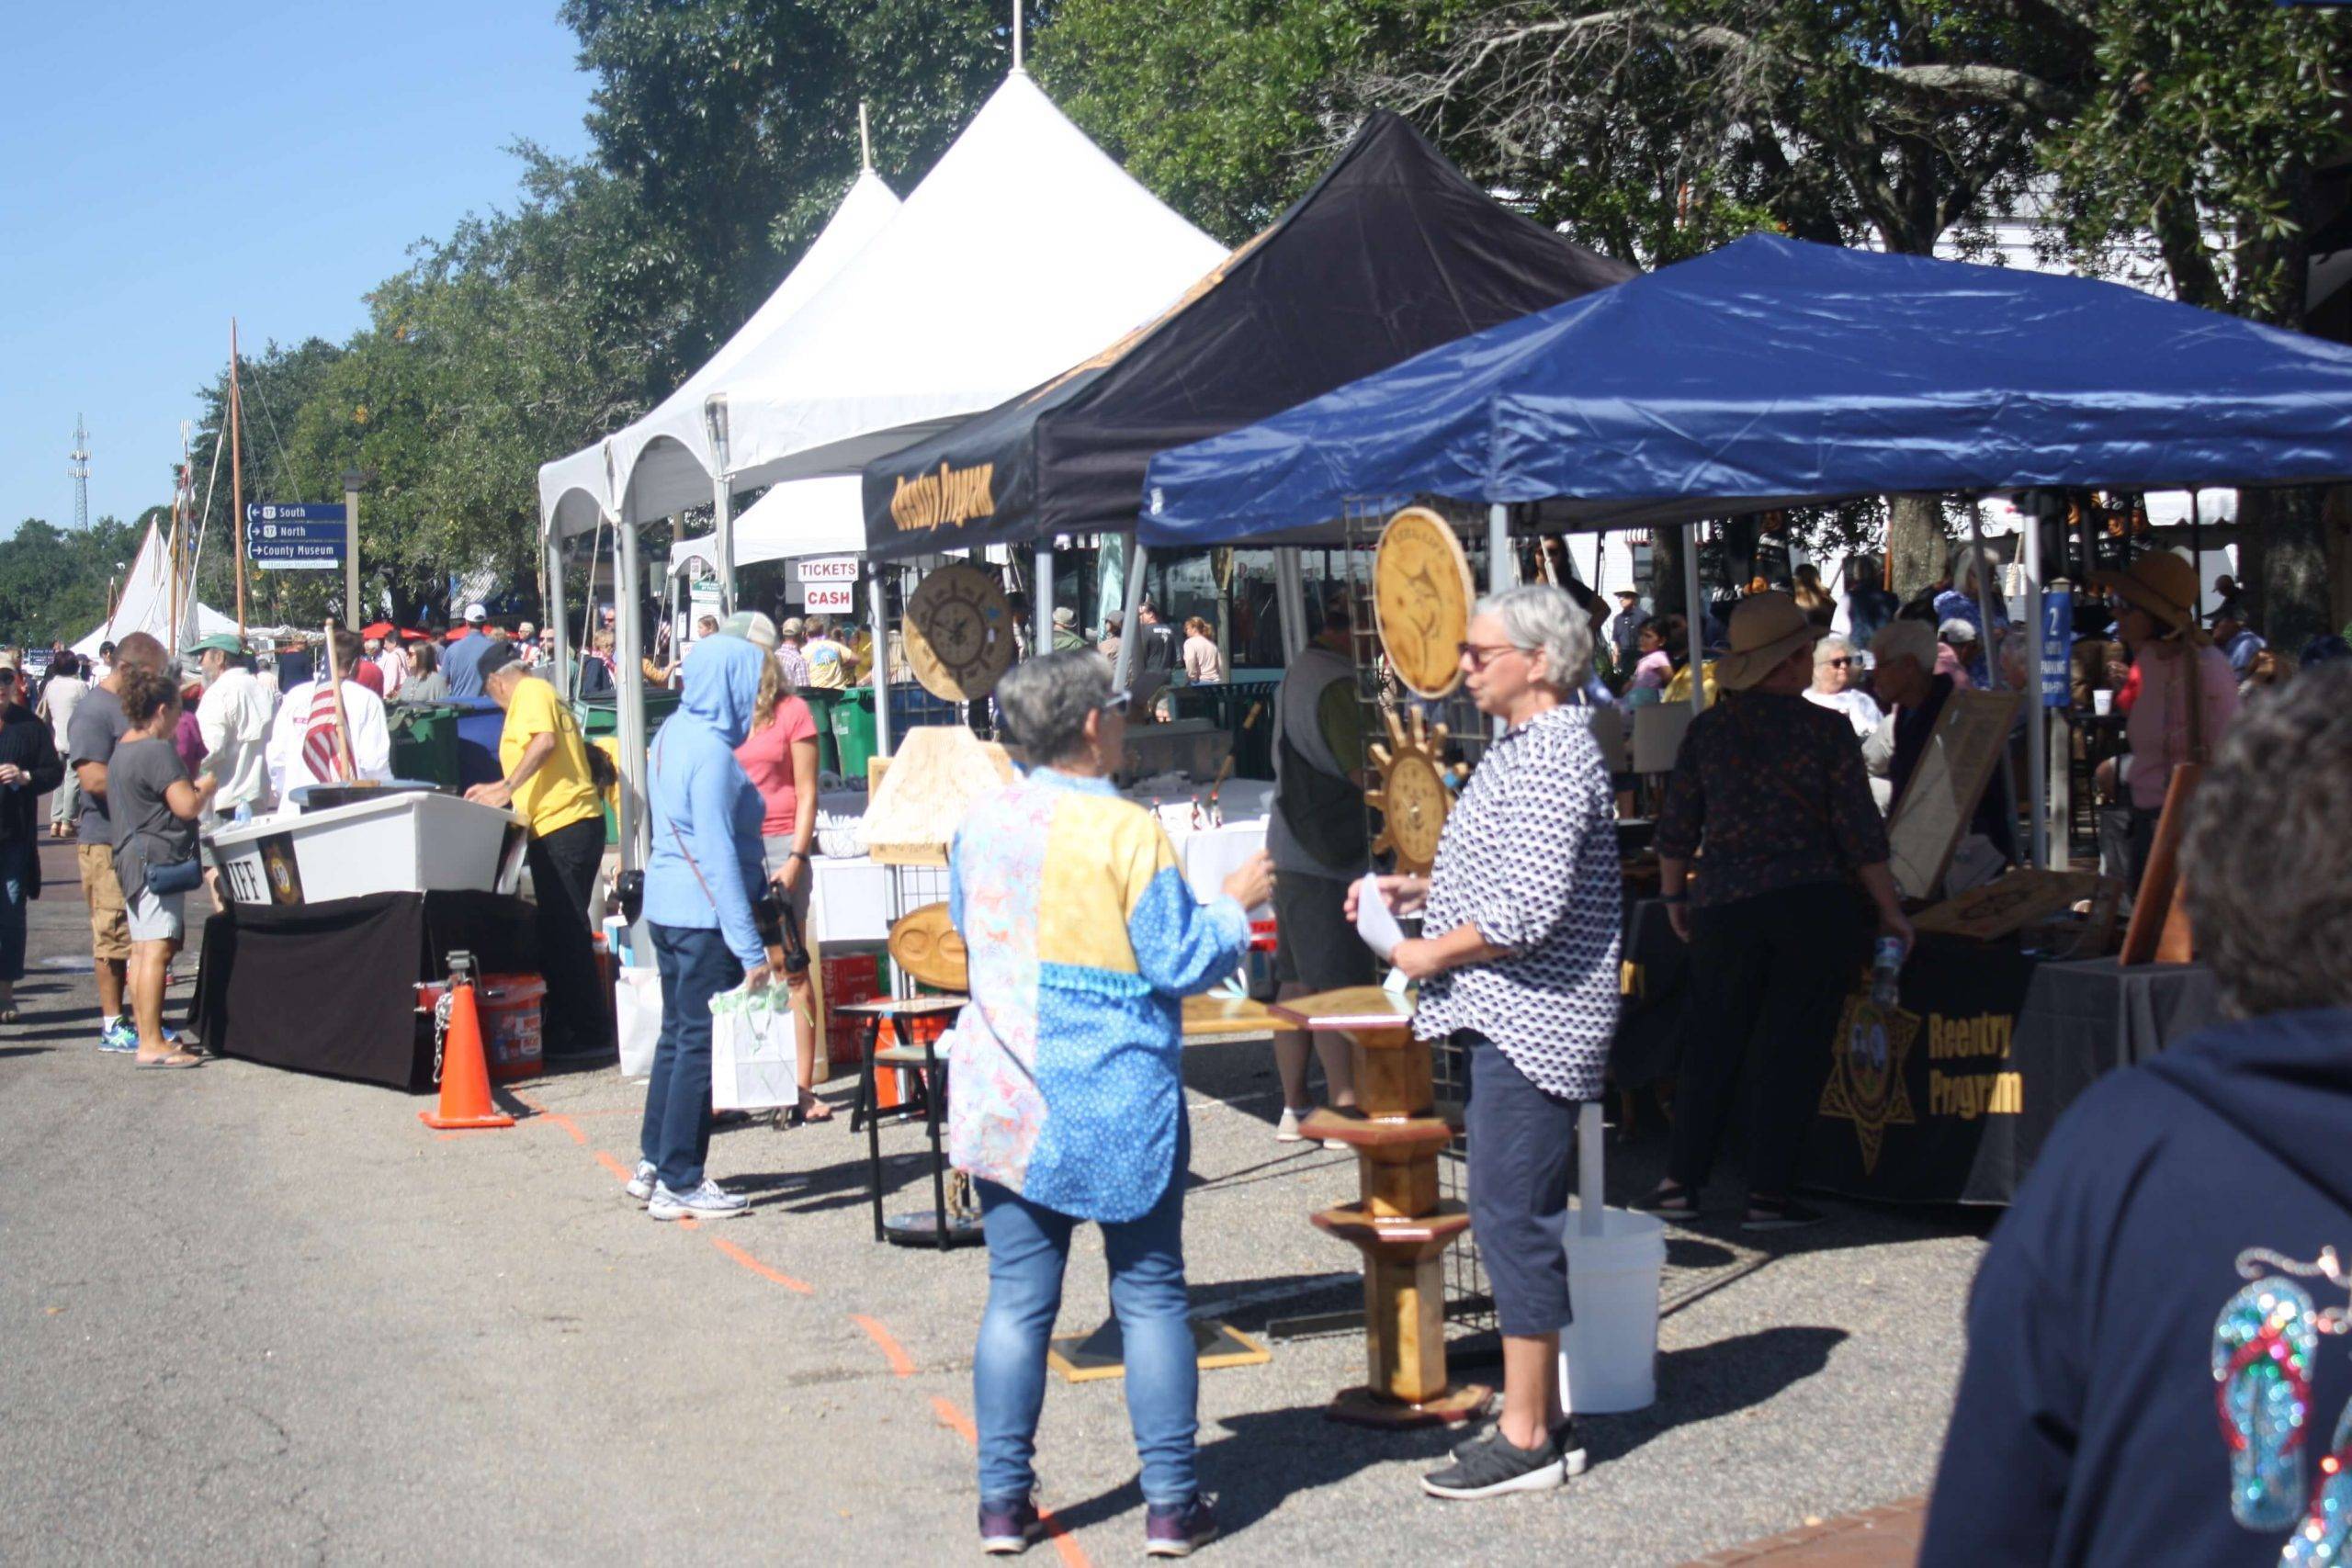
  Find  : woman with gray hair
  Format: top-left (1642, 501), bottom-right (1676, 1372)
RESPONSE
top-left (944, 649), bottom-right (1272, 1557)
top-left (1804, 633), bottom-right (1883, 738)
top-left (1348, 583), bottom-right (1622, 1500)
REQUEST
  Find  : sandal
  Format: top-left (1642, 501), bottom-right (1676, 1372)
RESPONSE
top-left (2213, 1276), bottom-right (2317, 1532)
top-left (796, 1092), bottom-right (835, 1126)
top-left (1634, 1181), bottom-right (1700, 1219)
top-left (135, 1051), bottom-right (205, 1070)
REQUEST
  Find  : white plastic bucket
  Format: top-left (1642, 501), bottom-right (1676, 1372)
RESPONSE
top-left (1557, 1203), bottom-right (1667, 1414)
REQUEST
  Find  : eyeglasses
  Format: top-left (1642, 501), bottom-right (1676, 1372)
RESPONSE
top-left (1099, 689), bottom-right (1132, 714)
top-left (1457, 641), bottom-right (1529, 671)
top-left (1823, 657), bottom-right (1851, 669)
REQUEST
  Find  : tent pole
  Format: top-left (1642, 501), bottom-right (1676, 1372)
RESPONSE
top-left (1114, 540), bottom-right (1149, 690)
top-left (1682, 523), bottom-right (1706, 716)
top-left (1489, 504), bottom-right (1514, 738)
top-left (1274, 547), bottom-right (1306, 660)
top-left (545, 525), bottom-right (571, 698)
top-left (1965, 497), bottom-right (2026, 869)
top-left (616, 514), bottom-right (650, 871)
top-left (2019, 497), bottom-right (2050, 869)
top-left (868, 566), bottom-right (893, 764)
top-left (706, 396), bottom-right (735, 616)
top-left (1035, 540), bottom-right (1053, 657)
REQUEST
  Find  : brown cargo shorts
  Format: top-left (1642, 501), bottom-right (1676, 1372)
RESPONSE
top-left (78, 842), bottom-right (130, 962)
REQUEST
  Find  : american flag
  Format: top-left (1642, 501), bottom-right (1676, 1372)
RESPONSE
top-left (299, 682), bottom-right (350, 783)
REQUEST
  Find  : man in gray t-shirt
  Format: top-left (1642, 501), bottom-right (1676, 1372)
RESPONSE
top-left (64, 632), bottom-right (161, 1052)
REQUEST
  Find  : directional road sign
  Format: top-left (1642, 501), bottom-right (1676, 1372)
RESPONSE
top-left (245, 502), bottom-right (347, 571)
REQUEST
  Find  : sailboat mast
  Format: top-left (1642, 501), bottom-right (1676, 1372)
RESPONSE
top-left (230, 319), bottom-right (247, 638)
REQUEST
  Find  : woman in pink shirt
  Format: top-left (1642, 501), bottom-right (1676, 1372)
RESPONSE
top-left (2096, 553), bottom-right (2238, 887)
top-left (733, 654), bottom-right (829, 1122)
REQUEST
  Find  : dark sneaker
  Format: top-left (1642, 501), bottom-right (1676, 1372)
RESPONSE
top-left (978, 1497), bottom-right (1043, 1555)
top-left (1420, 1428), bottom-right (1566, 1500)
top-left (1742, 1197), bottom-right (1826, 1233)
top-left (1144, 1495), bottom-right (1219, 1557)
top-left (1632, 1182), bottom-right (1699, 1220)
top-left (1452, 1418), bottom-right (1587, 1477)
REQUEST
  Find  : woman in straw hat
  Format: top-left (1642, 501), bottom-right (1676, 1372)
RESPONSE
top-left (2091, 551), bottom-right (2238, 888)
top-left (1638, 591), bottom-right (1912, 1232)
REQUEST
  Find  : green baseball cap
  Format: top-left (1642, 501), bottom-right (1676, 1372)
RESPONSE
top-left (182, 633), bottom-right (247, 657)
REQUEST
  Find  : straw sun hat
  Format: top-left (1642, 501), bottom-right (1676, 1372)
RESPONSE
top-left (2092, 550), bottom-right (2208, 642)
top-left (1715, 591), bottom-right (1828, 691)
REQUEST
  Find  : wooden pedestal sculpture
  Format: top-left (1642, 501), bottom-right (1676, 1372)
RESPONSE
top-left (1274, 986), bottom-right (1493, 1427)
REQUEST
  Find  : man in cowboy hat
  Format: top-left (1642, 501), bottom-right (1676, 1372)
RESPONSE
top-left (2092, 551), bottom-right (2239, 887)
top-left (1643, 592), bottom-right (1911, 1231)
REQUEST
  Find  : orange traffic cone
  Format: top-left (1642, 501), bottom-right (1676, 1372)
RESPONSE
top-left (422, 964), bottom-right (514, 1130)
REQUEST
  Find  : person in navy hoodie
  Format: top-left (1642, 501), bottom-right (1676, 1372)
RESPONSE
top-left (1922, 663), bottom-right (2352, 1566)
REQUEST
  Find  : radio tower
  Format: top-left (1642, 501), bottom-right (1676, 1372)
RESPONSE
top-left (69, 415), bottom-right (91, 532)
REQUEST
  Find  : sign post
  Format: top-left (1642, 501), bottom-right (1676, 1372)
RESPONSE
top-left (340, 469), bottom-right (368, 631)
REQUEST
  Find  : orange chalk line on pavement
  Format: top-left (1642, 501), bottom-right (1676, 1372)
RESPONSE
top-left (593, 1151), bottom-right (634, 1183)
top-left (930, 1395), bottom-right (1091, 1568)
top-left (707, 1232), bottom-right (815, 1294)
top-left (852, 1314), bottom-right (916, 1378)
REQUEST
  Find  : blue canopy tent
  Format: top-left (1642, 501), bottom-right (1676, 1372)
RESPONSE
top-left (1140, 233), bottom-right (2352, 544)
top-left (1136, 234), bottom-right (2352, 868)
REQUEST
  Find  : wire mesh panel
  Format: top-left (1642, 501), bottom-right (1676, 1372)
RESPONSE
top-left (1339, 498), bottom-right (1512, 1337)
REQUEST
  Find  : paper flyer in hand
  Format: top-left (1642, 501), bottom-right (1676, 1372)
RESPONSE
top-left (1353, 873), bottom-right (1406, 961)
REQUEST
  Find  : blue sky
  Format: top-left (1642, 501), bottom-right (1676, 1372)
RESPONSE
top-left (1, 2), bottom-right (594, 536)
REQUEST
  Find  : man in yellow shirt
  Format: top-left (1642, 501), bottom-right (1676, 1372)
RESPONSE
top-left (466, 641), bottom-right (612, 1062)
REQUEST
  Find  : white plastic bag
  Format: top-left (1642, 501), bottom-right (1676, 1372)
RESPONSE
top-left (615, 966), bottom-right (663, 1079)
top-left (708, 983), bottom-right (807, 1111)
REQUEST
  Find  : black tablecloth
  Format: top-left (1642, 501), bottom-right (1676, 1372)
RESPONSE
top-left (193, 891), bottom-right (539, 1089)
top-left (1612, 899), bottom-right (2222, 1203)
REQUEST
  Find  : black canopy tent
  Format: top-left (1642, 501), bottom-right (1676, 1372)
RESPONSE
top-left (862, 111), bottom-right (1634, 575)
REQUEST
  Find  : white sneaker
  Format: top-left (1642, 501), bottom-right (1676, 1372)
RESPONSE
top-left (1276, 1106), bottom-right (1311, 1142)
top-left (648, 1179), bottom-right (750, 1222)
top-left (626, 1160), bottom-right (656, 1201)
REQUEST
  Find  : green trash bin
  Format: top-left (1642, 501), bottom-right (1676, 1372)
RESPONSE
top-left (830, 688), bottom-right (877, 782)
top-left (798, 688), bottom-right (844, 777)
top-left (387, 705), bottom-right (460, 788)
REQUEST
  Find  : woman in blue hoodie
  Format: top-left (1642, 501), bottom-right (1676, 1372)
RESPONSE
top-left (630, 634), bottom-right (774, 1222)
top-left (1923, 663), bottom-right (2352, 1565)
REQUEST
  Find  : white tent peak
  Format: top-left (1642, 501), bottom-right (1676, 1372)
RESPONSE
top-left (675, 70), bottom-right (1228, 496)
top-left (539, 165), bottom-right (904, 534)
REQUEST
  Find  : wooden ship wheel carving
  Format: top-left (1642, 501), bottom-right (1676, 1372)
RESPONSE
top-left (1366, 706), bottom-right (1465, 876)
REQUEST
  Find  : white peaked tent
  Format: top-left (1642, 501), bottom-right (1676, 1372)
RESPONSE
top-left (710, 72), bottom-right (1227, 492)
top-left (537, 167), bottom-right (904, 535)
top-left (72, 518), bottom-right (238, 658)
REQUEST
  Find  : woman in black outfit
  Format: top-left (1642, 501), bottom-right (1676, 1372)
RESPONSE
top-left (0, 665), bottom-right (65, 1021)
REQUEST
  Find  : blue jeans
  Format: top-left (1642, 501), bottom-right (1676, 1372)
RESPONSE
top-left (974, 1127), bottom-right (1196, 1509)
top-left (0, 839), bottom-right (29, 983)
top-left (639, 923), bottom-right (744, 1192)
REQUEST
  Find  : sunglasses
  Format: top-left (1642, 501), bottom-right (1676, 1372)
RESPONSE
top-left (1823, 657), bottom-right (1851, 669)
top-left (1458, 641), bottom-right (1529, 671)
top-left (1100, 689), bottom-right (1132, 714)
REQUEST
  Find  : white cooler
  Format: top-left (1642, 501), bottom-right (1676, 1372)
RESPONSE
top-left (208, 791), bottom-right (526, 908)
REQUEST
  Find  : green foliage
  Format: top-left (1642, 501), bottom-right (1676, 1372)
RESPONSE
top-left (0, 513), bottom-right (153, 648)
top-left (2043, 0), bottom-right (2348, 326)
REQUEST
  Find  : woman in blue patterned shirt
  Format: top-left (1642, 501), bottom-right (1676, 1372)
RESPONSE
top-left (1351, 584), bottom-right (1623, 1502)
top-left (946, 650), bottom-right (1271, 1558)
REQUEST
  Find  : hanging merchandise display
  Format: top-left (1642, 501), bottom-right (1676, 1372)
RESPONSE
top-left (903, 561), bottom-right (1016, 703)
top-left (1372, 507), bottom-right (1475, 698)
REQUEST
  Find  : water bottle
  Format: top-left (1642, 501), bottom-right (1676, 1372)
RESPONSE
top-left (1869, 936), bottom-right (1905, 1010)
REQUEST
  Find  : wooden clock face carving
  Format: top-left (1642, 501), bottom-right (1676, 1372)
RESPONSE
top-left (905, 562), bottom-right (1014, 702)
top-left (1373, 507), bottom-right (1475, 699)
top-left (1366, 706), bottom-right (1464, 875)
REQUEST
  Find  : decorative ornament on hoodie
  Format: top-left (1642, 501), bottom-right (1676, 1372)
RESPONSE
top-left (2212, 1247), bottom-right (2352, 1562)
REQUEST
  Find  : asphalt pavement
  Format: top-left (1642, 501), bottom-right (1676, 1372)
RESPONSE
top-left (0, 833), bottom-right (1987, 1565)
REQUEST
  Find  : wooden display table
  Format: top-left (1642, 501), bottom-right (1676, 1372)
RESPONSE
top-left (1181, 993), bottom-right (1279, 1041)
top-left (1272, 985), bottom-right (1491, 1427)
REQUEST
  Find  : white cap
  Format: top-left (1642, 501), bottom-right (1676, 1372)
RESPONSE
top-left (464, 604), bottom-right (487, 623)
